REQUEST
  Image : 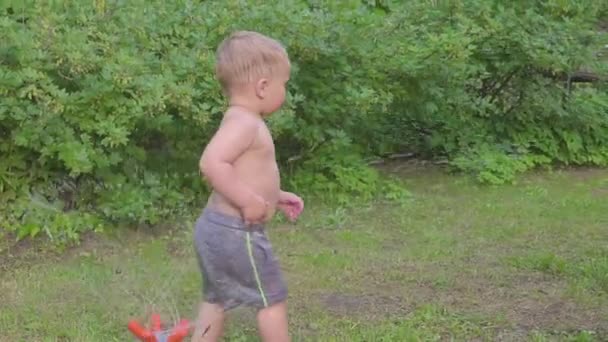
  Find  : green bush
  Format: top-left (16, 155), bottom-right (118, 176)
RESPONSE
top-left (0, 0), bottom-right (606, 243)
top-left (374, 1), bottom-right (608, 183)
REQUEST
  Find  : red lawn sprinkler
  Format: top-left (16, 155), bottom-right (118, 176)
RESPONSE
top-left (128, 313), bottom-right (190, 342)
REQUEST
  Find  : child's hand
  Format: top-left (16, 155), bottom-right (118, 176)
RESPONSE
top-left (242, 194), bottom-right (268, 226)
top-left (278, 191), bottom-right (304, 222)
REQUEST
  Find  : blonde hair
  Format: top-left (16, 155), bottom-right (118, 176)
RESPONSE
top-left (215, 31), bottom-right (289, 93)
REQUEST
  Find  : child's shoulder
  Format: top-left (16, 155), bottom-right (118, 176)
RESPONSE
top-left (222, 107), bottom-right (260, 123)
top-left (211, 108), bottom-right (263, 146)
top-left (217, 108), bottom-right (262, 132)
top-left (202, 109), bottom-right (262, 159)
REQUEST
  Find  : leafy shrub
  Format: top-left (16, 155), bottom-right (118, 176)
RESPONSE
top-left (0, 0), bottom-right (606, 243)
top-left (450, 144), bottom-right (540, 185)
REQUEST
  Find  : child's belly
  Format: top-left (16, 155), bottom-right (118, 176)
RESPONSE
top-left (208, 193), bottom-right (278, 222)
top-left (209, 162), bottom-right (280, 222)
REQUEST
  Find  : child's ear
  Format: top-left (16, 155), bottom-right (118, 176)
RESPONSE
top-left (255, 78), bottom-right (268, 99)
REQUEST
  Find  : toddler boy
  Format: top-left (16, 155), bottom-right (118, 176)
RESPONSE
top-left (192, 31), bottom-right (303, 342)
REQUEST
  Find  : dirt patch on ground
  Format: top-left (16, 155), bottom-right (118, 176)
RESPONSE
top-left (591, 186), bottom-right (608, 198)
top-left (563, 166), bottom-right (607, 182)
top-left (318, 256), bottom-right (608, 338)
top-left (166, 232), bottom-right (192, 258)
top-left (320, 292), bottom-right (412, 319)
top-left (0, 232), bottom-right (55, 274)
top-left (444, 272), bottom-right (606, 333)
top-left (316, 260), bottom-right (443, 320)
top-left (0, 227), bottom-right (165, 274)
top-left (599, 19), bottom-right (608, 33)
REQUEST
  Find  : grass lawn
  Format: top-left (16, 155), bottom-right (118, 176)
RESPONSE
top-left (1, 165), bottom-right (607, 341)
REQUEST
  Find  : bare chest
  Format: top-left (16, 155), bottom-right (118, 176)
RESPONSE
top-left (250, 123), bottom-right (276, 160)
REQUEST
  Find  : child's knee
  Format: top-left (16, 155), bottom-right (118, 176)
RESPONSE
top-left (258, 301), bottom-right (287, 317)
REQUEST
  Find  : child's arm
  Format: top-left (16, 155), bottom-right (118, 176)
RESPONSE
top-left (278, 190), bottom-right (304, 221)
top-left (199, 116), bottom-right (263, 210)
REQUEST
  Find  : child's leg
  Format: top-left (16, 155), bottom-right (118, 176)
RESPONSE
top-left (191, 301), bottom-right (225, 342)
top-left (257, 300), bottom-right (289, 342)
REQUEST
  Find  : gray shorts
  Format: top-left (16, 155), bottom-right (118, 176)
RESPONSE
top-left (193, 208), bottom-right (287, 311)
